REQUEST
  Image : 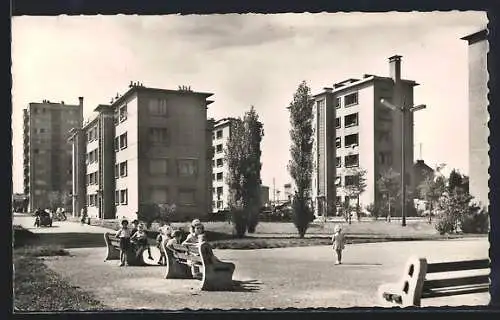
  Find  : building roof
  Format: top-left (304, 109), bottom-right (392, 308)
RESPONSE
top-left (213, 117), bottom-right (240, 128)
top-left (461, 29), bottom-right (488, 45)
top-left (313, 75), bottom-right (419, 97)
top-left (414, 159), bottom-right (434, 173)
top-left (110, 85), bottom-right (214, 108)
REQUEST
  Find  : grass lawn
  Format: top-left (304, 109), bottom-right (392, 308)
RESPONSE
top-left (13, 227), bottom-right (106, 311)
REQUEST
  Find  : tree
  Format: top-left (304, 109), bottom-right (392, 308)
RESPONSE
top-left (376, 167), bottom-right (400, 222)
top-left (225, 119), bottom-right (247, 238)
top-left (417, 171), bottom-right (447, 224)
top-left (241, 107), bottom-right (264, 233)
top-left (436, 190), bottom-right (474, 234)
top-left (342, 168), bottom-right (367, 224)
top-left (224, 108), bottom-right (264, 237)
top-left (448, 169), bottom-right (464, 193)
top-left (287, 81), bottom-right (314, 238)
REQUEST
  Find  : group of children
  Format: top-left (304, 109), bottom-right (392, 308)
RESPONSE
top-left (115, 217), bottom-right (347, 267)
top-left (114, 218), bottom-right (208, 268)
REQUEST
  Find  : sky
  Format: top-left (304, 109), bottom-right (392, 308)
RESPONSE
top-left (11, 12), bottom-right (487, 195)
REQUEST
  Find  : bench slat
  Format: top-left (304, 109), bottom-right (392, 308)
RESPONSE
top-left (422, 284), bottom-right (489, 299)
top-left (423, 275), bottom-right (490, 291)
top-left (426, 259), bottom-right (490, 273)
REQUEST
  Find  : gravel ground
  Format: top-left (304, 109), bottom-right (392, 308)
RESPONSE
top-left (43, 238), bottom-right (490, 310)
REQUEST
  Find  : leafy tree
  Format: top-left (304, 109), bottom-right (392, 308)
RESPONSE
top-left (342, 168), bottom-right (367, 223)
top-left (287, 81), bottom-right (314, 238)
top-left (225, 119), bottom-right (247, 238)
top-left (435, 190), bottom-right (475, 234)
top-left (417, 171), bottom-right (447, 224)
top-left (241, 107), bottom-right (264, 233)
top-left (376, 167), bottom-right (400, 222)
top-left (366, 202), bottom-right (382, 220)
top-left (224, 108), bottom-right (264, 237)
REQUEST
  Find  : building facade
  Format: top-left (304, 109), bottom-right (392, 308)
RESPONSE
top-left (311, 55), bottom-right (419, 217)
top-left (71, 84), bottom-right (214, 221)
top-left (211, 118), bottom-right (239, 213)
top-left (462, 29), bottom-right (489, 207)
top-left (23, 98), bottom-right (83, 212)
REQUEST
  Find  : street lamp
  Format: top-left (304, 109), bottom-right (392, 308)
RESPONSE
top-left (380, 98), bottom-right (426, 227)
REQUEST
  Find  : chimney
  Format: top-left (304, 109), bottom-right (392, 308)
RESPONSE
top-left (323, 87), bottom-right (333, 93)
top-left (78, 97), bottom-right (84, 108)
top-left (389, 55), bottom-right (402, 82)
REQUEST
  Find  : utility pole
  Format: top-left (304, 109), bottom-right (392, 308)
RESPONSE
top-left (273, 178), bottom-right (276, 205)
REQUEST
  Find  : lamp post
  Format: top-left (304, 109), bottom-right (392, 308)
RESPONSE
top-left (380, 98), bottom-right (426, 227)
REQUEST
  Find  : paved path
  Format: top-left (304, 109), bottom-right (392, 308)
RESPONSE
top-left (13, 213), bottom-right (113, 234)
top-left (14, 213), bottom-right (490, 309)
top-left (42, 238), bottom-right (489, 309)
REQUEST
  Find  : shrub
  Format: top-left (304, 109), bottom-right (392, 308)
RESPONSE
top-left (460, 205), bottom-right (489, 234)
top-left (434, 212), bottom-right (456, 235)
top-left (365, 203), bottom-right (381, 220)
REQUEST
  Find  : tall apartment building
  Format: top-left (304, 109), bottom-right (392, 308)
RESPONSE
top-left (23, 98), bottom-right (84, 211)
top-left (71, 84), bottom-right (214, 221)
top-left (211, 117), bottom-right (239, 212)
top-left (462, 29), bottom-right (489, 207)
top-left (311, 55), bottom-right (419, 217)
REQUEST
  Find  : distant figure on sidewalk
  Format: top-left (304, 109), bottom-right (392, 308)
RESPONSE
top-left (115, 219), bottom-right (131, 266)
top-left (80, 208), bottom-right (88, 225)
top-left (332, 224), bottom-right (346, 265)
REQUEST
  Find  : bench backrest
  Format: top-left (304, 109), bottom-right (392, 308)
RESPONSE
top-left (399, 256), bottom-right (490, 306)
top-left (422, 258), bottom-right (490, 299)
top-left (104, 232), bottom-right (121, 247)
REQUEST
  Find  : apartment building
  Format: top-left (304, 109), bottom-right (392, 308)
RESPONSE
top-left (462, 29), bottom-right (489, 207)
top-left (311, 55), bottom-right (419, 217)
top-left (23, 98), bottom-right (83, 211)
top-left (69, 104), bottom-right (116, 219)
top-left (211, 117), bottom-right (239, 212)
top-left (70, 83), bottom-right (215, 221)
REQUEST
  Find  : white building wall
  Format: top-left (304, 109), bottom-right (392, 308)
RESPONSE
top-left (115, 95), bottom-right (139, 221)
top-left (212, 123), bottom-right (232, 212)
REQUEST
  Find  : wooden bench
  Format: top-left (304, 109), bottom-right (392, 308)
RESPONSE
top-left (378, 256), bottom-right (490, 307)
top-left (161, 241), bottom-right (236, 291)
top-left (103, 232), bottom-right (149, 266)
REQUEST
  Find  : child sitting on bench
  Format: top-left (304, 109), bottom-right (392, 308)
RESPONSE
top-left (130, 223), bottom-right (154, 261)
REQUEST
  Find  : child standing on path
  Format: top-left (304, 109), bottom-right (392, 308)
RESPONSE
top-left (332, 224), bottom-right (346, 265)
top-left (115, 220), bottom-right (132, 266)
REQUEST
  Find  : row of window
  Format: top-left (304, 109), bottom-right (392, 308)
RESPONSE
top-left (86, 149), bottom-right (99, 164)
top-left (113, 159), bottom-right (199, 178)
top-left (145, 188), bottom-right (196, 206)
top-left (86, 171), bottom-right (99, 185)
top-left (334, 174), bottom-right (360, 187)
top-left (114, 133), bottom-right (128, 151)
top-left (335, 133), bottom-right (359, 148)
top-left (336, 113), bottom-right (359, 128)
top-left (212, 172), bottom-right (224, 182)
top-left (214, 144), bottom-right (223, 153)
top-left (87, 126), bottom-right (98, 143)
top-left (212, 158), bottom-right (224, 167)
top-left (114, 161), bottom-right (128, 178)
top-left (334, 92), bottom-right (359, 109)
top-left (212, 130), bottom-right (224, 140)
top-left (212, 200), bottom-right (225, 209)
top-left (115, 189), bottom-right (129, 205)
top-left (88, 193), bottom-right (99, 207)
top-left (114, 98), bottom-right (169, 126)
top-left (333, 151), bottom-right (393, 170)
top-left (336, 154), bottom-right (359, 168)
